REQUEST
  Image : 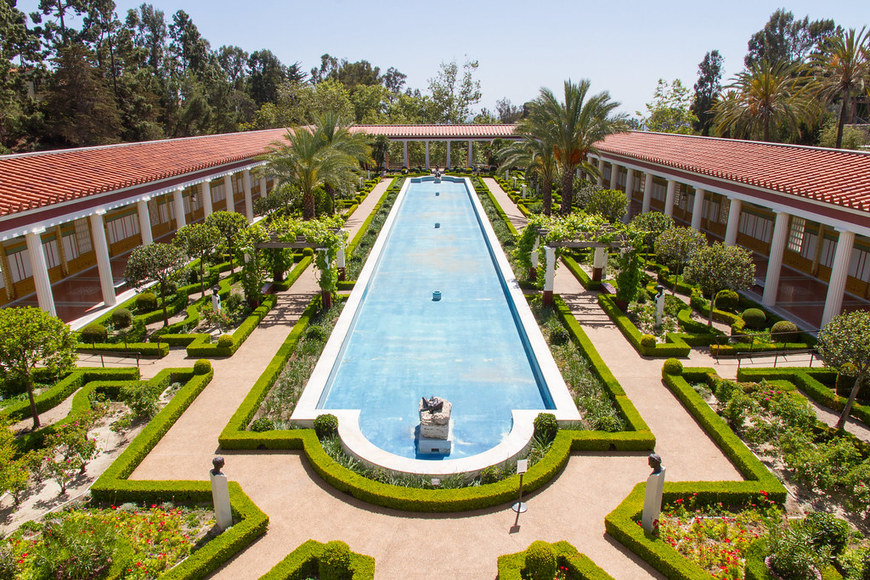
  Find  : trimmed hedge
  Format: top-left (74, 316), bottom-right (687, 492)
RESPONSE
top-left (597, 294), bottom-right (693, 358)
top-left (605, 366), bottom-right (787, 580)
top-left (497, 541), bottom-right (614, 580)
top-left (218, 293), bottom-right (653, 512)
top-left (562, 253), bottom-right (602, 291)
top-left (0, 367), bottom-right (139, 422)
top-left (346, 177), bottom-right (402, 257)
top-left (259, 539), bottom-right (375, 579)
top-left (87, 367), bottom-right (269, 579)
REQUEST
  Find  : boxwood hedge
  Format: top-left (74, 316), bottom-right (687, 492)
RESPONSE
top-left (259, 539), bottom-right (375, 579)
top-left (497, 541), bottom-right (614, 580)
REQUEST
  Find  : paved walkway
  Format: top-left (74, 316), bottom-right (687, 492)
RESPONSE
top-left (61, 177), bottom-right (832, 578)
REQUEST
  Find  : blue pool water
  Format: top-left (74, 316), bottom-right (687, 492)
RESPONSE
top-left (319, 178), bottom-right (552, 459)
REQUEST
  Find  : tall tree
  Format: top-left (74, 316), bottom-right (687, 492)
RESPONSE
top-left (0, 307), bottom-right (76, 430)
top-left (428, 58), bottom-right (482, 124)
top-left (526, 79), bottom-right (624, 215)
top-left (691, 50), bottom-right (723, 136)
top-left (205, 211), bottom-right (249, 273)
top-left (654, 226), bottom-right (707, 293)
top-left (217, 44), bottom-right (248, 90)
top-left (168, 10), bottom-right (208, 77)
top-left (816, 310), bottom-right (870, 430)
top-left (0, 0), bottom-right (41, 151)
top-left (247, 49), bottom-right (287, 106)
top-left (684, 242), bottom-right (755, 326)
top-left (173, 222), bottom-right (220, 297)
top-left (639, 78), bottom-right (698, 134)
top-left (124, 3), bottom-right (166, 76)
top-left (124, 242), bottom-right (186, 326)
top-left (745, 9), bottom-right (838, 68)
top-left (811, 27), bottom-right (870, 149)
top-left (382, 66), bottom-right (406, 93)
top-left (43, 43), bottom-right (121, 146)
top-left (34, 0), bottom-right (86, 48)
top-left (712, 59), bottom-right (819, 143)
top-left (498, 129), bottom-right (559, 215)
top-left (496, 97), bottom-right (523, 123)
top-left (316, 111), bottom-right (371, 213)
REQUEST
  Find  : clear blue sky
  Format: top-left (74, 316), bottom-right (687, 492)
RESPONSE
top-left (18, 0), bottom-right (870, 118)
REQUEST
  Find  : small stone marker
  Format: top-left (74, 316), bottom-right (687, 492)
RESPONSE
top-left (210, 456), bottom-right (233, 530)
top-left (642, 453), bottom-right (665, 533)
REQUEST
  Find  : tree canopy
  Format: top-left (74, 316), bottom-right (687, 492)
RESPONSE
top-left (683, 242), bottom-right (756, 326)
top-left (817, 310), bottom-right (870, 430)
top-left (123, 242), bottom-right (186, 326)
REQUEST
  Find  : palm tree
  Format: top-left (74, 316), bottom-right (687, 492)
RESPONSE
top-left (811, 27), bottom-right (870, 149)
top-left (527, 80), bottom-right (624, 215)
top-left (263, 115), bottom-right (369, 220)
top-left (497, 130), bottom-right (559, 216)
top-left (316, 112), bottom-right (372, 214)
top-left (712, 60), bottom-right (820, 143)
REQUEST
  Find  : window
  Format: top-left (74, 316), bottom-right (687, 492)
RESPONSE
top-left (7, 247), bottom-right (32, 283)
top-left (651, 180), bottom-right (666, 201)
top-left (62, 232), bottom-right (79, 260)
top-left (74, 218), bottom-right (92, 254)
top-left (738, 211), bottom-right (773, 243)
top-left (800, 231), bottom-right (836, 268)
top-left (849, 245), bottom-right (870, 282)
top-left (106, 213), bottom-right (140, 244)
top-left (212, 182), bottom-right (226, 203)
top-left (787, 217), bottom-right (806, 253)
top-left (43, 238), bottom-right (60, 269)
top-left (702, 198), bottom-right (720, 223)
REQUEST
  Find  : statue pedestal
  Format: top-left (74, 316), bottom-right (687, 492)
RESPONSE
top-left (417, 397), bottom-right (453, 455)
top-left (210, 471), bottom-right (232, 531)
top-left (642, 469), bottom-right (666, 533)
top-left (417, 420), bottom-right (454, 454)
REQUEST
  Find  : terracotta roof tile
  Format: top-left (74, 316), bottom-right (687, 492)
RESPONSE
top-left (597, 131), bottom-right (870, 213)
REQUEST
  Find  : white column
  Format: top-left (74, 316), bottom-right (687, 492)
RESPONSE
top-left (25, 230), bottom-right (56, 316)
top-left (243, 169), bottom-right (254, 222)
top-left (664, 179), bottom-right (676, 217)
top-left (225, 175), bottom-right (235, 212)
top-left (467, 140), bottom-right (473, 167)
top-left (543, 246), bottom-right (556, 304)
top-left (403, 141), bottom-right (409, 167)
top-left (173, 188), bottom-right (186, 229)
top-left (643, 174), bottom-right (655, 213)
top-left (597, 157), bottom-right (605, 187)
top-left (137, 198), bottom-right (153, 244)
top-left (609, 163), bottom-right (619, 189)
top-left (691, 188), bottom-right (705, 231)
top-left (446, 141), bottom-right (451, 168)
top-left (259, 176), bottom-right (268, 200)
top-left (425, 141), bottom-right (430, 169)
top-left (624, 168), bottom-right (635, 197)
top-left (724, 198), bottom-right (742, 246)
top-left (762, 211), bottom-right (791, 306)
top-left (88, 212), bottom-right (116, 307)
top-left (202, 180), bottom-right (213, 216)
top-left (822, 229), bottom-right (856, 327)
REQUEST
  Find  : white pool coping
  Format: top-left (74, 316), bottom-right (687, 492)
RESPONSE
top-left (291, 176), bottom-right (580, 476)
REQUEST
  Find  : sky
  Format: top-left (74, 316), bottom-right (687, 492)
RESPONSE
top-left (17, 0), bottom-right (870, 119)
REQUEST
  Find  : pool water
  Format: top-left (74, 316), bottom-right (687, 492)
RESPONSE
top-left (318, 178), bottom-right (553, 460)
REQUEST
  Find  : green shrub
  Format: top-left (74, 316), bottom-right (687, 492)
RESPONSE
top-left (80, 323), bottom-right (108, 343)
top-left (533, 413), bottom-right (558, 443)
top-left (771, 320), bottom-right (799, 342)
top-left (305, 324), bottom-right (327, 342)
top-left (549, 326), bottom-right (569, 346)
top-left (662, 358), bottom-right (683, 376)
top-left (640, 334), bottom-right (656, 349)
top-left (121, 383), bottom-right (159, 420)
top-left (318, 540), bottom-right (352, 580)
top-left (523, 541), bottom-right (557, 580)
top-left (479, 464), bottom-right (503, 484)
top-left (767, 523), bottom-right (825, 579)
top-left (314, 414), bottom-right (339, 440)
top-left (716, 289), bottom-right (740, 311)
top-left (217, 334), bottom-right (234, 348)
top-left (804, 511), bottom-right (850, 556)
top-left (742, 308), bottom-right (767, 330)
top-left (302, 248), bottom-right (314, 257)
top-left (135, 292), bottom-right (158, 313)
top-left (193, 359), bottom-right (212, 375)
top-left (249, 418), bottom-right (275, 432)
top-left (111, 308), bottom-right (133, 329)
top-left (224, 293), bottom-right (244, 314)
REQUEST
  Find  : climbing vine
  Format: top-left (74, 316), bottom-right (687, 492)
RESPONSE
top-left (267, 215), bottom-right (347, 294)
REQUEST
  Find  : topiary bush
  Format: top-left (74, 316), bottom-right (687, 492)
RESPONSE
top-left (523, 541), bottom-right (556, 580)
top-left (318, 540), bottom-right (352, 580)
top-left (803, 511), bottom-right (850, 556)
top-left (135, 292), bottom-right (158, 313)
top-left (640, 334), bottom-right (657, 349)
top-left (249, 417), bottom-right (275, 432)
top-left (111, 307), bottom-right (133, 329)
top-left (314, 413), bottom-right (339, 440)
top-left (716, 289), bottom-right (740, 312)
top-left (217, 334), bottom-right (234, 348)
top-left (770, 320), bottom-right (799, 343)
top-left (742, 308), bottom-right (767, 330)
top-left (193, 359), bottom-right (212, 375)
top-left (549, 326), bottom-right (569, 346)
top-left (662, 358), bottom-right (683, 377)
top-left (80, 323), bottom-right (108, 344)
top-left (533, 413), bottom-right (558, 443)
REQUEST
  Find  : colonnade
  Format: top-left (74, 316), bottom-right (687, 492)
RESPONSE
top-left (18, 164), bottom-right (267, 317)
top-left (400, 140), bottom-right (478, 169)
top-left (592, 156), bottom-right (865, 327)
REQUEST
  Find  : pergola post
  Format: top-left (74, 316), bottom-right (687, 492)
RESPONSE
top-left (592, 247), bottom-right (607, 281)
top-left (543, 246), bottom-right (555, 305)
top-left (337, 229), bottom-right (347, 281)
top-left (425, 141), bottom-right (430, 169)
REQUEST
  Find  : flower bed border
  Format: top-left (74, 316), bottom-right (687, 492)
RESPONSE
top-left (496, 541), bottom-right (614, 580)
top-left (604, 366), bottom-right (787, 580)
top-left (258, 539), bottom-right (375, 579)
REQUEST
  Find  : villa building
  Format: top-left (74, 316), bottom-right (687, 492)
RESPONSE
top-left (0, 125), bottom-right (867, 330)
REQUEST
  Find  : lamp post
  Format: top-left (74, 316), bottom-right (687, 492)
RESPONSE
top-left (512, 459), bottom-right (528, 513)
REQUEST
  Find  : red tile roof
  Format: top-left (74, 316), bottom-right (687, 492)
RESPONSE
top-left (354, 124), bottom-right (518, 139)
top-left (596, 131), bottom-right (870, 213)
